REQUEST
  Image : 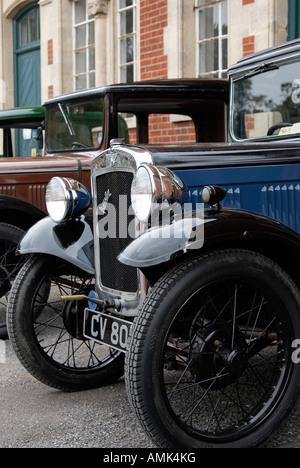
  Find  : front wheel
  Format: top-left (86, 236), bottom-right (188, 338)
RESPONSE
top-left (0, 223), bottom-right (25, 340)
top-left (7, 255), bottom-right (124, 391)
top-left (125, 249), bottom-right (300, 448)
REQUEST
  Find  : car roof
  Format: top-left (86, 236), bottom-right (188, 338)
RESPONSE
top-left (0, 106), bottom-right (44, 128)
top-left (228, 38), bottom-right (300, 77)
top-left (44, 79), bottom-right (229, 106)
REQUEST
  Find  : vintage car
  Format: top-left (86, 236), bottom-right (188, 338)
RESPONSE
top-left (0, 81), bottom-right (228, 339)
top-left (0, 105), bottom-right (45, 339)
top-left (8, 39), bottom-right (300, 448)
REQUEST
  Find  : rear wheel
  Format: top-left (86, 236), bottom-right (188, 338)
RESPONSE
top-left (7, 254), bottom-right (124, 391)
top-left (125, 249), bottom-right (300, 448)
top-left (0, 223), bottom-right (25, 340)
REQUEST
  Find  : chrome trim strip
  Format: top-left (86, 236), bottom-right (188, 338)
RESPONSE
top-left (0, 167), bottom-right (86, 175)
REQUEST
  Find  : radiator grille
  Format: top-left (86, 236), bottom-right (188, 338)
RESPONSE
top-left (96, 171), bottom-right (138, 293)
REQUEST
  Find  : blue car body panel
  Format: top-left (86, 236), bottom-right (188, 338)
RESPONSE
top-left (175, 163), bottom-right (300, 233)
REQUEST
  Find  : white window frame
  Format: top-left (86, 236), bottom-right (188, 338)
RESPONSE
top-left (195, 0), bottom-right (228, 78)
top-left (72, 0), bottom-right (95, 90)
top-left (117, 0), bottom-right (137, 83)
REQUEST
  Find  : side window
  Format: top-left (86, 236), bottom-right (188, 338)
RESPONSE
top-left (0, 129), bottom-right (10, 157)
top-left (148, 114), bottom-right (196, 144)
top-left (118, 113), bottom-right (197, 144)
top-left (231, 61), bottom-right (300, 141)
top-left (0, 127), bottom-right (42, 158)
top-left (14, 127), bottom-right (42, 157)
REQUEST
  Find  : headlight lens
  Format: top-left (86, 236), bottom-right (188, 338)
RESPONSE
top-left (131, 166), bottom-right (154, 223)
top-left (46, 177), bottom-right (91, 223)
top-left (131, 164), bottom-right (184, 223)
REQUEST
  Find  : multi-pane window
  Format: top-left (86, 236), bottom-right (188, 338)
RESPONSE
top-left (118, 0), bottom-right (136, 83)
top-left (195, 0), bottom-right (228, 78)
top-left (73, 0), bottom-right (95, 90)
top-left (18, 6), bottom-right (40, 47)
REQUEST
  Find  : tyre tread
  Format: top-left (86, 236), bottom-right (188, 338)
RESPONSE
top-left (125, 249), bottom-right (300, 448)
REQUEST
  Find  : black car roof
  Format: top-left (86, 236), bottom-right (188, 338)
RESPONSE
top-left (44, 79), bottom-right (229, 106)
top-left (228, 38), bottom-right (300, 77)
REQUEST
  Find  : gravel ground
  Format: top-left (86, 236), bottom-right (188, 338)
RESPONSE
top-left (1, 339), bottom-right (300, 450)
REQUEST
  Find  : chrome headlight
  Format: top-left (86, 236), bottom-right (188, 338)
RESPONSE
top-left (131, 164), bottom-right (184, 223)
top-left (45, 177), bottom-right (91, 223)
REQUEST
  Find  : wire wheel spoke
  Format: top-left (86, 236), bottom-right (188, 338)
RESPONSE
top-left (31, 264), bottom-right (118, 371)
top-left (162, 279), bottom-right (285, 439)
top-left (0, 240), bottom-right (26, 327)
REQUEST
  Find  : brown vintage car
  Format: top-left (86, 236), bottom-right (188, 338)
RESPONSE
top-left (0, 79), bottom-right (228, 338)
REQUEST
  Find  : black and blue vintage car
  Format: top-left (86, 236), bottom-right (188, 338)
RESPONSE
top-left (7, 39), bottom-right (300, 448)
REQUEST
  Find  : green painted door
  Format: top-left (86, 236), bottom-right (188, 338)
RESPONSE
top-left (288, 0), bottom-right (300, 40)
top-left (14, 3), bottom-right (41, 156)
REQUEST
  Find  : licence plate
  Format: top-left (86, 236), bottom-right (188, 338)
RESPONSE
top-left (83, 309), bottom-right (132, 353)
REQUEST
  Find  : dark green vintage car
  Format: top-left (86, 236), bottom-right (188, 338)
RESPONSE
top-left (0, 106), bottom-right (44, 157)
top-left (0, 106), bottom-right (44, 339)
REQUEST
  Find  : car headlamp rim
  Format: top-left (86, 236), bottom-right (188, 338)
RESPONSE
top-left (45, 177), bottom-right (71, 223)
top-left (131, 164), bottom-right (184, 223)
top-left (46, 176), bottom-right (91, 223)
top-left (131, 165), bottom-right (155, 223)
top-left (142, 164), bottom-right (163, 203)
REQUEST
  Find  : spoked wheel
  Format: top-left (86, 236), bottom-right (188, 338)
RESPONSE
top-left (125, 249), bottom-right (300, 448)
top-left (7, 254), bottom-right (124, 391)
top-left (0, 223), bottom-right (25, 340)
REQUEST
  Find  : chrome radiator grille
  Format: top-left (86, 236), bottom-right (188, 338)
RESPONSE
top-left (96, 171), bottom-right (138, 293)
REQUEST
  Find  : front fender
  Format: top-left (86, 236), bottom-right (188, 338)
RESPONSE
top-left (18, 216), bottom-right (95, 274)
top-left (119, 214), bottom-right (206, 268)
top-left (118, 208), bottom-right (300, 268)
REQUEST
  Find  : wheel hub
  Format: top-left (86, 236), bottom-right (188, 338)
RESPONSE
top-left (63, 300), bottom-right (86, 340)
top-left (190, 323), bottom-right (248, 389)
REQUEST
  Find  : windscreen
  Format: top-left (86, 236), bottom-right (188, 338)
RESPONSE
top-left (231, 61), bottom-right (300, 140)
top-left (46, 98), bottom-right (105, 152)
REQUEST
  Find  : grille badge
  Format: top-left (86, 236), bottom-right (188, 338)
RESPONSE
top-left (98, 189), bottom-right (112, 215)
top-left (106, 151), bottom-right (121, 167)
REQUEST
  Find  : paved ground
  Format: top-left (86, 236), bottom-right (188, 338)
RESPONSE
top-left (1, 339), bottom-right (300, 449)
top-left (0, 340), bottom-right (154, 449)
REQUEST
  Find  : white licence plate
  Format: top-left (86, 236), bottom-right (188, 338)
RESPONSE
top-left (83, 309), bottom-right (132, 353)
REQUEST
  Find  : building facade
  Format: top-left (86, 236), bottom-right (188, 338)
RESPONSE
top-left (0, 0), bottom-right (293, 110)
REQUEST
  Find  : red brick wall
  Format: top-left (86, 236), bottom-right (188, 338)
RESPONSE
top-left (134, 0), bottom-right (196, 144)
top-left (140, 0), bottom-right (168, 80)
top-left (48, 39), bottom-right (53, 65)
top-left (242, 0), bottom-right (255, 57)
top-left (149, 115), bottom-right (196, 144)
top-left (243, 35), bottom-right (255, 57)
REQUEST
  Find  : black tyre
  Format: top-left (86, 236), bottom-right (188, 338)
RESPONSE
top-left (125, 249), bottom-right (300, 448)
top-left (7, 254), bottom-right (124, 391)
top-left (0, 223), bottom-right (25, 340)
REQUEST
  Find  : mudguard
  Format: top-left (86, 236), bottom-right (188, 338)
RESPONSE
top-left (118, 208), bottom-right (300, 268)
top-left (18, 216), bottom-right (95, 274)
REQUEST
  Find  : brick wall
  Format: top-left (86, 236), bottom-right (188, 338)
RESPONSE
top-left (243, 35), bottom-right (255, 57)
top-left (47, 39), bottom-right (53, 66)
top-left (133, 0), bottom-right (196, 145)
top-left (140, 0), bottom-right (168, 80)
top-left (242, 0), bottom-right (255, 57)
